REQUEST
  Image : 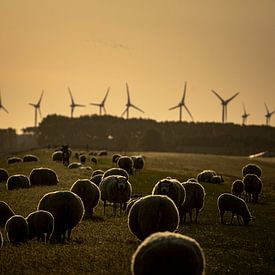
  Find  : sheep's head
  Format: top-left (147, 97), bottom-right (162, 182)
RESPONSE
top-left (115, 176), bottom-right (128, 190)
top-left (158, 179), bottom-right (173, 195)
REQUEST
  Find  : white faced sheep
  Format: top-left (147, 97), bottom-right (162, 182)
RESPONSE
top-left (90, 174), bottom-right (103, 186)
top-left (217, 193), bottom-right (252, 225)
top-left (51, 151), bottom-right (63, 161)
top-left (196, 170), bottom-right (216, 183)
top-left (131, 231), bottom-right (205, 275)
top-left (37, 190), bottom-right (84, 243)
top-left (0, 168), bottom-right (9, 182)
top-left (26, 210), bottom-right (54, 243)
top-left (0, 201), bottom-right (15, 227)
top-left (29, 167), bottom-right (59, 186)
top-left (99, 175), bottom-right (132, 216)
top-left (70, 179), bottom-right (100, 219)
top-left (91, 169), bottom-right (105, 177)
top-left (242, 163), bottom-right (262, 178)
top-left (0, 231), bottom-right (3, 249)
top-left (23, 154), bottom-right (39, 162)
top-left (128, 195), bottom-right (179, 241)
top-left (102, 167), bottom-right (129, 180)
top-left (68, 162), bottom-right (82, 169)
top-left (117, 156), bottom-right (134, 175)
top-left (5, 215), bottom-right (29, 244)
top-left (131, 155), bottom-right (145, 173)
top-left (231, 180), bottom-right (244, 197)
top-left (243, 174), bottom-right (262, 203)
top-left (7, 156), bottom-right (23, 164)
top-left (112, 154), bottom-right (121, 166)
top-left (179, 181), bottom-right (206, 224)
top-left (6, 175), bottom-right (31, 190)
top-left (152, 177), bottom-right (186, 208)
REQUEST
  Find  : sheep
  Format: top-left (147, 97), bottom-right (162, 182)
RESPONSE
top-left (131, 155), bottom-right (145, 173)
top-left (37, 190), bottom-right (84, 242)
top-left (0, 201), bottom-right (15, 226)
top-left (70, 179), bottom-right (100, 219)
top-left (128, 195), bottom-right (179, 241)
top-left (217, 193), bottom-right (252, 225)
top-left (152, 177), bottom-right (186, 208)
top-left (7, 156), bottom-right (23, 164)
top-left (5, 215), bottom-right (29, 244)
top-left (99, 175), bottom-right (132, 216)
top-left (98, 150), bottom-right (108, 156)
top-left (126, 196), bottom-right (143, 215)
top-left (210, 175), bottom-right (224, 184)
top-left (131, 231), bottom-right (205, 275)
top-left (61, 144), bottom-right (70, 166)
top-left (0, 231), bottom-right (3, 249)
top-left (23, 154), bottom-right (39, 162)
top-left (117, 156), bottom-right (134, 175)
top-left (6, 174), bottom-right (31, 190)
top-left (102, 167), bottom-right (129, 180)
top-left (51, 151), bottom-right (63, 161)
top-left (242, 163), bottom-right (262, 178)
top-left (231, 180), bottom-right (244, 197)
top-left (79, 154), bottom-right (87, 164)
top-left (29, 167), bottom-right (59, 186)
top-left (0, 168), bottom-right (9, 182)
top-left (187, 178), bottom-right (198, 183)
top-left (26, 210), bottom-right (54, 243)
top-left (91, 156), bottom-right (97, 165)
top-left (92, 169), bottom-right (105, 177)
top-left (112, 154), bottom-right (121, 166)
top-left (179, 181), bottom-right (206, 224)
top-left (196, 170), bottom-right (216, 183)
top-left (90, 174), bottom-right (103, 186)
top-left (68, 162), bottom-right (82, 169)
top-left (243, 174), bottom-right (262, 203)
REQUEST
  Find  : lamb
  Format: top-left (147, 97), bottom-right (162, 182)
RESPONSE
top-left (0, 168), bottom-right (9, 182)
top-left (217, 193), bottom-right (252, 225)
top-left (99, 175), bottom-right (132, 215)
top-left (70, 179), bottom-right (100, 219)
top-left (242, 163), bottom-right (262, 178)
top-left (179, 181), bottom-right (206, 224)
top-left (26, 210), bottom-right (54, 243)
top-left (92, 169), bottom-right (105, 176)
top-left (0, 231), bottom-right (3, 249)
top-left (117, 156), bottom-right (134, 175)
top-left (5, 215), bottom-right (29, 244)
top-left (68, 162), bottom-right (82, 169)
top-left (7, 156), bottom-right (23, 164)
top-left (23, 154), bottom-right (39, 162)
top-left (102, 167), bottom-right (129, 180)
top-left (0, 201), bottom-right (15, 226)
top-left (112, 154), bottom-right (121, 166)
top-left (6, 174), bottom-right (31, 190)
top-left (231, 180), bottom-right (244, 197)
top-left (37, 190), bottom-right (84, 242)
top-left (243, 174), bottom-right (262, 203)
top-left (51, 151), bottom-right (63, 161)
top-left (131, 231), bottom-right (205, 275)
top-left (128, 195), bottom-right (179, 241)
top-left (152, 177), bottom-right (186, 208)
top-left (29, 167), bottom-right (59, 186)
top-left (90, 174), bottom-right (103, 186)
top-left (196, 170), bottom-right (216, 183)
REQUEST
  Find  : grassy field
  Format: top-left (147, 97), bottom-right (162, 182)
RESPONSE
top-left (0, 149), bottom-right (274, 274)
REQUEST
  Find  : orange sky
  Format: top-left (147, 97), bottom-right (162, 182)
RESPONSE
top-left (1, 0), bottom-right (275, 132)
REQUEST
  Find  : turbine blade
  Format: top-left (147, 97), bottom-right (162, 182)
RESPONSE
top-left (226, 92), bottom-right (239, 103)
top-left (211, 90), bottom-right (224, 102)
top-left (2, 106), bottom-right (9, 113)
top-left (184, 104), bottom-right (194, 121)
top-left (126, 83), bottom-right (130, 104)
top-left (103, 106), bottom-right (107, 114)
top-left (38, 90), bottom-right (44, 105)
top-left (75, 104), bottom-right (85, 107)
top-left (68, 87), bottom-right (74, 104)
top-left (169, 105), bottom-right (180, 110)
top-left (29, 103), bottom-right (36, 107)
top-left (264, 103), bottom-right (269, 113)
top-left (71, 107), bottom-right (74, 118)
top-left (38, 107), bottom-right (42, 118)
top-left (102, 87), bottom-right (110, 104)
top-left (90, 103), bottom-right (101, 106)
top-left (131, 104), bottom-right (144, 113)
top-left (121, 107), bottom-right (128, 117)
top-left (181, 82), bottom-right (187, 104)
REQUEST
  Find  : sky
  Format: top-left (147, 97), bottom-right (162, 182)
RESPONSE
top-left (0, 0), bottom-right (275, 132)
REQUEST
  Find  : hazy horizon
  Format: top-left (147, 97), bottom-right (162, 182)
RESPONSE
top-left (1, 0), bottom-right (275, 132)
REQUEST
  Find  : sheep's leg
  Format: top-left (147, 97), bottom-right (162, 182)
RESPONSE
top-left (230, 212), bottom-right (235, 224)
top-left (45, 233), bottom-right (50, 243)
top-left (67, 228), bottom-right (71, 241)
top-left (120, 203), bottom-right (122, 216)
top-left (195, 208), bottom-right (199, 223)
top-left (189, 210), bottom-right (192, 223)
top-left (220, 210), bottom-right (225, 224)
top-left (103, 201), bottom-right (106, 215)
top-left (113, 203), bottom-right (117, 216)
top-left (237, 215), bottom-right (242, 225)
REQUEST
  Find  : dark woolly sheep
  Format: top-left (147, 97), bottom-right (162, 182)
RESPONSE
top-left (79, 155), bottom-right (87, 164)
top-left (187, 178), bottom-right (198, 183)
top-left (242, 163), bottom-right (262, 178)
top-left (231, 180), bottom-right (244, 197)
top-left (152, 177), bottom-right (186, 208)
top-left (179, 181), bottom-right (206, 224)
top-left (7, 157), bottom-right (23, 164)
top-left (210, 175), bottom-right (224, 184)
top-left (196, 170), bottom-right (216, 183)
top-left (243, 174), bottom-right (262, 203)
top-left (23, 154), bottom-right (39, 162)
top-left (0, 231), bottom-right (3, 249)
top-left (131, 231), bottom-right (205, 275)
top-left (0, 201), bottom-right (15, 226)
top-left (0, 168), bottom-right (9, 182)
top-left (70, 179), bottom-right (100, 219)
top-left (51, 151), bottom-right (63, 161)
top-left (91, 156), bottom-right (97, 165)
top-left (117, 156), bottom-right (134, 175)
top-left (98, 150), bottom-right (108, 156)
top-left (38, 190), bottom-right (84, 242)
top-left (5, 215), bottom-right (29, 244)
top-left (6, 174), bottom-right (31, 190)
top-left (126, 196), bottom-right (143, 215)
top-left (131, 155), bottom-right (145, 173)
top-left (90, 174), bottom-right (103, 186)
top-left (99, 175), bottom-right (132, 215)
top-left (29, 167), bottom-right (59, 186)
top-left (112, 154), bottom-right (121, 166)
top-left (92, 169), bottom-right (105, 176)
top-left (26, 210), bottom-right (54, 243)
top-left (217, 193), bottom-right (252, 225)
top-left (68, 162), bottom-right (82, 169)
top-left (128, 195), bottom-right (179, 241)
top-left (102, 167), bottom-right (129, 180)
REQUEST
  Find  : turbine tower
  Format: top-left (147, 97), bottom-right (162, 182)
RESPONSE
top-left (29, 90), bottom-right (44, 127)
top-left (264, 103), bottom-right (275, 126)
top-left (169, 82), bottom-right (194, 122)
top-left (68, 87), bottom-right (85, 118)
top-left (211, 90), bottom-right (239, 123)
top-left (90, 87), bottom-right (110, 115)
top-left (121, 83), bottom-right (144, 119)
top-left (0, 90), bottom-right (9, 113)
top-left (241, 102), bottom-right (250, 126)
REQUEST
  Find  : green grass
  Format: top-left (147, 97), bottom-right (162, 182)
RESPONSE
top-left (0, 149), bottom-right (274, 274)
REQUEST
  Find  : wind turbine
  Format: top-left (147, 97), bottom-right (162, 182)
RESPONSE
top-left (264, 103), bottom-right (275, 126)
top-left (68, 87), bottom-right (85, 118)
top-left (90, 87), bottom-right (110, 115)
top-left (29, 90), bottom-right (44, 127)
top-left (169, 82), bottom-right (194, 122)
top-left (211, 90), bottom-right (239, 123)
top-left (121, 83), bottom-right (144, 119)
top-left (0, 90), bottom-right (9, 113)
top-left (241, 102), bottom-right (250, 125)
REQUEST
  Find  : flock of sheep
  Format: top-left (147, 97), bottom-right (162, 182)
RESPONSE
top-left (0, 149), bottom-right (264, 274)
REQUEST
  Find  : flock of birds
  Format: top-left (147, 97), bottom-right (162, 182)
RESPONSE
top-left (0, 82), bottom-right (274, 127)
